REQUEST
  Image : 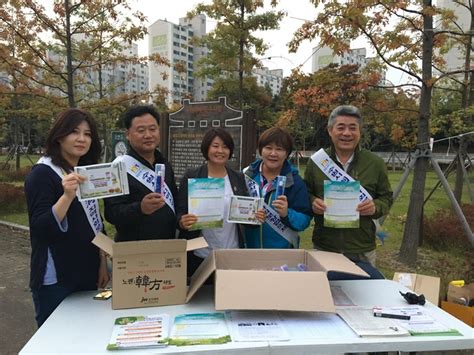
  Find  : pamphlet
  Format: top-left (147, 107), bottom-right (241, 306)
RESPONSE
top-left (75, 162), bottom-right (129, 201)
top-left (106, 314), bottom-right (170, 350)
top-left (324, 180), bottom-right (360, 228)
top-left (226, 311), bottom-right (290, 342)
top-left (387, 306), bottom-right (462, 336)
top-left (188, 178), bottom-right (225, 230)
top-left (227, 196), bottom-right (263, 225)
top-left (169, 313), bottom-right (231, 346)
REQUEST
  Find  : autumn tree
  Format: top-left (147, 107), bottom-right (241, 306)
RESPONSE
top-left (188, 0), bottom-right (284, 108)
top-left (363, 86), bottom-right (419, 152)
top-left (277, 63), bottom-right (397, 153)
top-left (290, 0), bottom-right (472, 264)
top-left (208, 76), bottom-right (273, 123)
top-left (0, 0), bottom-right (170, 162)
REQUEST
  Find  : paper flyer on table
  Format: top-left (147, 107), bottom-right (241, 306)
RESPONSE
top-left (75, 162), bottom-right (129, 201)
top-left (106, 314), bottom-right (169, 350)
top-left (226, 311), bottom-right (290, 342)
top-left (337, 307), bottom-right (410, 337)
top-left (280, 311), bottom-right (357, 340)
top-left (387, 306), bottom-right (462, 336)
top-left (188, 178), bottom-right (225, 230)
top-left (169, 313), bottom-right (231, 346)
top-left (227, 196), bottom-right (263, 225)
top-left (324, 180), bottom-right (360, 228)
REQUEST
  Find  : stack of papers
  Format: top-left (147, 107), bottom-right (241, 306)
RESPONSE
top-left (337, 306), bottom-right (462, 337)
top-left (337, 307), bottom-right (410, 337)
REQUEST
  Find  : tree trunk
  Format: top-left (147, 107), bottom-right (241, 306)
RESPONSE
top-left (399, 0), bottom-right (434, 266)
top-left (238, 0), bottom-right (244, 109)
top-left (454, 136), bottom-right (466, 202)
top-left (65, 0), bottom-right (76, 108)
top-left (469, 5), bottom-right (474, 107)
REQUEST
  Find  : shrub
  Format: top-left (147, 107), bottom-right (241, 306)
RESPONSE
top-left (0, 166), bottom-right (32, 182)
top-left (0, 183), bottom-right (27, 212)
top-left (423, 204), bottom-right (474, 251)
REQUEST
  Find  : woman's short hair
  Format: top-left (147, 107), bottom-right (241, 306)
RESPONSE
top-left (45, 108), bottom-right (101, 171)
top-left (257, 127), bottom-right (294, 157)
top-left (200, 127), bottom-right (234, 160)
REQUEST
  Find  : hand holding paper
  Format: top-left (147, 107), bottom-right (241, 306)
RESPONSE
top-left (62, 173), bottom-right (86, 199)
top-left (180, 213), bottom-right (198, 230)
top-left (357, 199), bottom-right (376, 216)
top-left (312, 197), bottom-right (326, 215)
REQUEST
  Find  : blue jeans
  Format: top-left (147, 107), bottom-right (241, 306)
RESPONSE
top-left (31, 283), bottom-right (75, 327)
top-left (327, 261), bottom-right (385, 281)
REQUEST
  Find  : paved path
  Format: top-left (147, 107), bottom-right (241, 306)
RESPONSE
top-left (0, 224), bottom-right (36, 354)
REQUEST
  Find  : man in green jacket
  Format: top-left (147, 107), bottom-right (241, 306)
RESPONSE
top-left (304, 105), bottom-right (393, 269)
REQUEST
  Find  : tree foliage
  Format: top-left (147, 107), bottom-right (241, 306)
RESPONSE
top-left (276, 63), bottom-right (419, 153)
top-left (0, 0), bottom-right (169, 162)
top-left (207, 76), bottom-right (273, 125)
top-left (189, 0), bottom-right (284, 108)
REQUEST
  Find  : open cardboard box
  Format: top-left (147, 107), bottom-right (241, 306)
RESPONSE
top-left (186, 249), bottom-right (369, 313)
top-left (393, 272), bottom-right (440, 305)
top-left (92, 233), bottom-right (207, 309)
top-left (441, 283), bottom-right (474, 327)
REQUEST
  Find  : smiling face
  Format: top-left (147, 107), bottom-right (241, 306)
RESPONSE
top-left (328, 115), bottom-right (361, 156)
top-left (261, 142), bottom-right (287, 174)
top-left (58, 120), bottom-right (91, 166)
top-left (207, 136), bottom-right (230, 166)
top-left (126, 113), bottom-right (160, 159)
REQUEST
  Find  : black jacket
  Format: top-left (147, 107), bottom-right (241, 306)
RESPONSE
top-left (104, 147), bottom-right (178, 241)
top-left (176, 164), bottom-right (248, 247)
top-left (25, 164), bottom-right (100, 290)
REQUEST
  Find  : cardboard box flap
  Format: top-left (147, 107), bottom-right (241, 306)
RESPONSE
top-left (214, 249), bottom-right (305, 270)
top-left (307, 250), bottom-right (369, 277)
top-left (393, 273), bottom-right (440, 305)
top-left (186, 251), bottom-right (216, 303)
top-left (214, 270), bottom-right (336, 313)
top-left (92, 232), bottom-right (114, 256)
top-left (113, 239), bottom-right (187, 256)
top-left (186, 237), bottom-right (208, 252)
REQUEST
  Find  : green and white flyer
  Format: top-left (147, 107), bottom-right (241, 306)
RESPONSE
top-left (169, 313), bottom-right (231, 346)
top-left (188, 178), bottom-right (225, 230)
top-left (324, 180), bottom-right (360, 228)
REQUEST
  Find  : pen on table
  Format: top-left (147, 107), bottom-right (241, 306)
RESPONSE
top-left (373, 311), bottom-right (411, 320)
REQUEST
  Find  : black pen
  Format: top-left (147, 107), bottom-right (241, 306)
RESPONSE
top-left (373, 311), bottom-right (411, 320)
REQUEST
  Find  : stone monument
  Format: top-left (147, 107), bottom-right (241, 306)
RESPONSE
top-left (160, 97), bottom-right (256, 181)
